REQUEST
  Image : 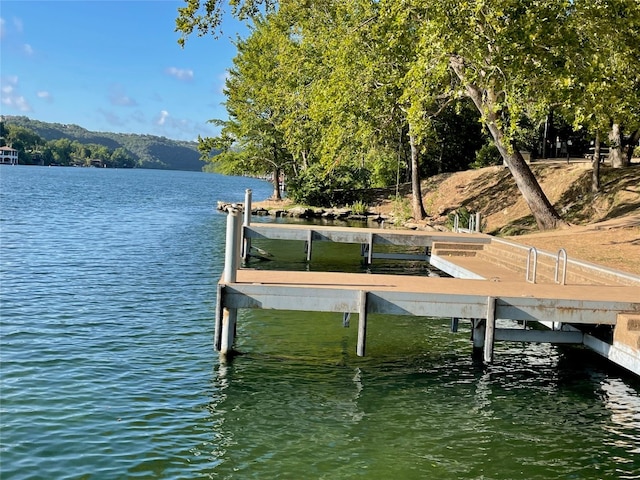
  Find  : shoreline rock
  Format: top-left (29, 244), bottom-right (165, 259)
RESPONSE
top-left (216, 201), bottom-right (447, 231)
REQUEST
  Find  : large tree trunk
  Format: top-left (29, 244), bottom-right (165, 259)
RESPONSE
top-left (592, 132), bottom-right (601, 193)
top-left (409, 132), bottom-right (427, 220)
top-left (272, 167), bottom-right (282, 200)
top-left (450, 55), bottom-right (566, 231)
top-left (609, 123), bottom-right (625, 168)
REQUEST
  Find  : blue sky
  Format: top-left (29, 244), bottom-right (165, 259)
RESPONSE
top-left (0, 0), bottom-right (247, 141)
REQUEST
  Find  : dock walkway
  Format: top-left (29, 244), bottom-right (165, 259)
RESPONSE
top-left (216, 195), bottom-right (640, 375)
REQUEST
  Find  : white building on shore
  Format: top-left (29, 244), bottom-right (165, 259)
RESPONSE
top-left (0, 146), bottom-right (19, 165)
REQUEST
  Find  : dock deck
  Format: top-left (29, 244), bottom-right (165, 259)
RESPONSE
top-left (216, 202), bottom-right (640, 375)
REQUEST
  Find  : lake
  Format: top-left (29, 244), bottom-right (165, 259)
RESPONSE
top-left (1, 165), bottom-right (639, 479)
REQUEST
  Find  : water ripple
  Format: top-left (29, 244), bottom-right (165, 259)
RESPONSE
top-left (2, 166), bottom-right (639, 479)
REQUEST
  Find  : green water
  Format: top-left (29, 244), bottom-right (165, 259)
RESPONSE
top-left (1, 166), bottom-right (639, 479)
top-left (221, 308), bottom-right (640, 479)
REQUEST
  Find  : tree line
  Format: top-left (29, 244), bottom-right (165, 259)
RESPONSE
top-left (1, 121), bottom-right (135, 168)
top-left (176, 0), bottom-right (639, 230)
top-left (0, 116), bottom-right (205, 170)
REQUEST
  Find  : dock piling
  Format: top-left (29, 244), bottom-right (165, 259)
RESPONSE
top-left (243, 189), bottom-right (252, 227)
top-left (450, 318), bottom-right (460, 333)
top-left (220, 307), bottom-right (237, 356)
top-left (471, 319), bottom-right (485, 357)
top-left (220, 209), bottom-right (241, 356)
top-left (224, 209), bottom-right (240, 283)
top-left (306, 230), bottom-right (313, 262)
top-left (484, 297), bottom-right (496, 363)
top-left (214, 284), bottom-right (223, 351)
top-left (357, 291), bottom-right (368, 356)
top-left (242, 189), bottom-right (252, 260)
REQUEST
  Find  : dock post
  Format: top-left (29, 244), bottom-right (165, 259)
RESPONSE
top-left (243, 189), bottom-right (252, 226)
top-left (484, 297), bottom-right (496, 363)
top-left (471, 319), bottom-right (485, 358)
top-left (220, 308), bottom-right (237, 356)
top-left (242, 189), bottom-right (252, 260)
top-left (450, 318), bottom-right (459, 333)
top-left (214, 284), bottom-right (223, 351)
top-left (220, 209), bottom-right (240, 356)
top-left (224, 209), bottom-right (240, 283)
top-left (357, 291), bottom-right (368, 356)
top-left (475, 212), bottom-right (481, 233)
top-left (306, 230), bottom-right (313, 262)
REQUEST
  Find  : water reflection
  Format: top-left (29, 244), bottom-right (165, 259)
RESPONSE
top-left (204, 342), bottom-right (640, 480)
top-left (600, 377), bottom-right (640, 461)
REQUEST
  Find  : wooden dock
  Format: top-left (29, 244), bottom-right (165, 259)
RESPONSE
top-left (216, 192), bottom-right (640, 375)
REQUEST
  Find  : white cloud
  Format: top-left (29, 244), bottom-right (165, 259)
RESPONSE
top-left (165, 67), bottom-right (194, 81)
top-left (2, 75), bottom-right (18, 87)
top-left (0, 76), bottom-right (32, 112)
top-left (0, 16), bottom-right (24, 40)
top-left (23, 43), bottom-right (34, 56)
top-left (37, 90), bottom-right (53, 102)
top-left (108, 83), bottom-right (137, 107)
top-left (150, 111), bottom-right (217, 141)
top-left (156, 110), bottom-right (170, 126)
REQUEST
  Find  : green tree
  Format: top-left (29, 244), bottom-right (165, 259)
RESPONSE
top-left (48, 138), bottom-right (75, 165)
top-left (557, 0), bottom-right (640, 192)
top-left (395, 0), bottom-right (573, 229)
top-left (176, 0), bottom-right (637, 229)
top-left (110, 147), bottom-right (136, 168)
top-left (199, 16), bottom-right (295, 199)
top-left (1, 123), bottom-right (46, 163)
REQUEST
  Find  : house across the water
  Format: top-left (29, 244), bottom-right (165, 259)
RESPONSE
top-left (0, 146), bottom-right (19, 165)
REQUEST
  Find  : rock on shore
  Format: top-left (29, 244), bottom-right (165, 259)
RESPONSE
top-left (216, 201), bottom-right (445, 231)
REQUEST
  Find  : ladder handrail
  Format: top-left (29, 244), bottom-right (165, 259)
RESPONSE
top-left (491, 237), bottom-right (639, 285)
top-left (526, 247), bottom-right (538, 283)
top-left (555, 248), bottom-right (567, 285)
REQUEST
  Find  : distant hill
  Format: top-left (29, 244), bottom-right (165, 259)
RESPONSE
top-left (2, 116), bottom-right (206, 171)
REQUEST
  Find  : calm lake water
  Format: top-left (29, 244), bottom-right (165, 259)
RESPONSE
top-left (1, 165), bottom-right (639, 479)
